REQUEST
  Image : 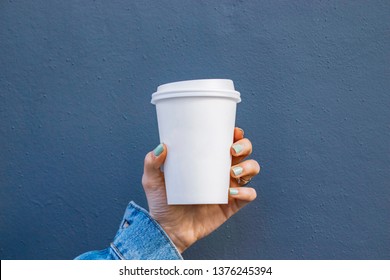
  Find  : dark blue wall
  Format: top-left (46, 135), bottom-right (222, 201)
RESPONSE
top-left (1, 0), bottom-right (389, 259)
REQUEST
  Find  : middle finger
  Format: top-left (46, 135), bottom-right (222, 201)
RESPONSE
top-left (231, 138), bottom-right (253, 165)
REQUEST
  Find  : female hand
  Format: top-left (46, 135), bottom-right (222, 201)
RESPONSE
top-left (142, 127), bottom-right (260, 253)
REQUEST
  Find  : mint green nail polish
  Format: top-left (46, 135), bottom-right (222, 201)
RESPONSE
top-left (232, 166), bottom-right (243, 176)
top-left (232, 144), bottom-right (243, 154)
top-left (230, 188), bottom-right (239, 195)
top-left (153, 143), bottom-right (164, 156)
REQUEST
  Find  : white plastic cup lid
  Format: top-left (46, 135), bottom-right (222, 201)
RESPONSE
top-left (151, 79), bottom-right (241, 104)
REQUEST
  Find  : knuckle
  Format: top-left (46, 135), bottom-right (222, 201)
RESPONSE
top-left (141, 174), bottom-right (149, 188)
top-left (142, 173), bottom-right (155, 189)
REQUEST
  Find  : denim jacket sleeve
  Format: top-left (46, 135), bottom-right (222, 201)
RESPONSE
top-left (75, 201), bottom-right (183, 260)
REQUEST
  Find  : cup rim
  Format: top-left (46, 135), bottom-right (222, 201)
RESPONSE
top-left (151, 79), bottom-right (241, 104)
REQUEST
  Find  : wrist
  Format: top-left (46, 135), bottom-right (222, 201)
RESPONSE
top-left (165, 231), bottom-right (188, 253)
top-left (162, 226), bottom-right (194, 253)
top-left (150, 215), bottom-right (195, 253)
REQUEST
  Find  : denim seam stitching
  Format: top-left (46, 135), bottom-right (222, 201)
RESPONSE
top-left (110, 242), bottom-right (125, 260)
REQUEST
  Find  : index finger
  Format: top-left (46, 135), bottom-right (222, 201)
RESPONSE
top-left (234, 127), bottom-right (244, 142)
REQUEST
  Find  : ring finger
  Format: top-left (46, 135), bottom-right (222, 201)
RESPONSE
top-left (231, 138), bottom-right (252, 165)
top-left (230, 159), bottom-right (261, 187)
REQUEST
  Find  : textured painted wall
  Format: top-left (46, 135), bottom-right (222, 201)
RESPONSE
top-left (1, 0), bottom-right (389, 259)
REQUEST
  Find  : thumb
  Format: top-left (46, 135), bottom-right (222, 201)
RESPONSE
top-left (143, 143), bottom-right (167, 177)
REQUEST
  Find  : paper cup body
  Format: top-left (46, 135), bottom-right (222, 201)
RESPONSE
top-left (151, 79), bottom-right (241, 204)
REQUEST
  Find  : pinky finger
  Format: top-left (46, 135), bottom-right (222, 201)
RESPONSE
top-left (229, 187), bottom-right (257, 206)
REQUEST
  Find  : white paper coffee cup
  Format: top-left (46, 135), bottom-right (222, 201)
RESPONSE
top-left (151, 79), bottom-right (241, 204)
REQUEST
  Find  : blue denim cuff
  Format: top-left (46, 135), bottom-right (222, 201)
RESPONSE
top-left (110, 201), bottom-right (183, 260)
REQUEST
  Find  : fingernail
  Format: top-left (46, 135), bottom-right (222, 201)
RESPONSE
top-left (230, 188), bottom-right (239, 195)
top-left (232, 166), bottom-right (243, 176)
top-left (232, 144), bottom-right (243, 154)
top-left (238, 128), bottom-right (244, 136)
top-left (153, 143), bottom-right (164, 157)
